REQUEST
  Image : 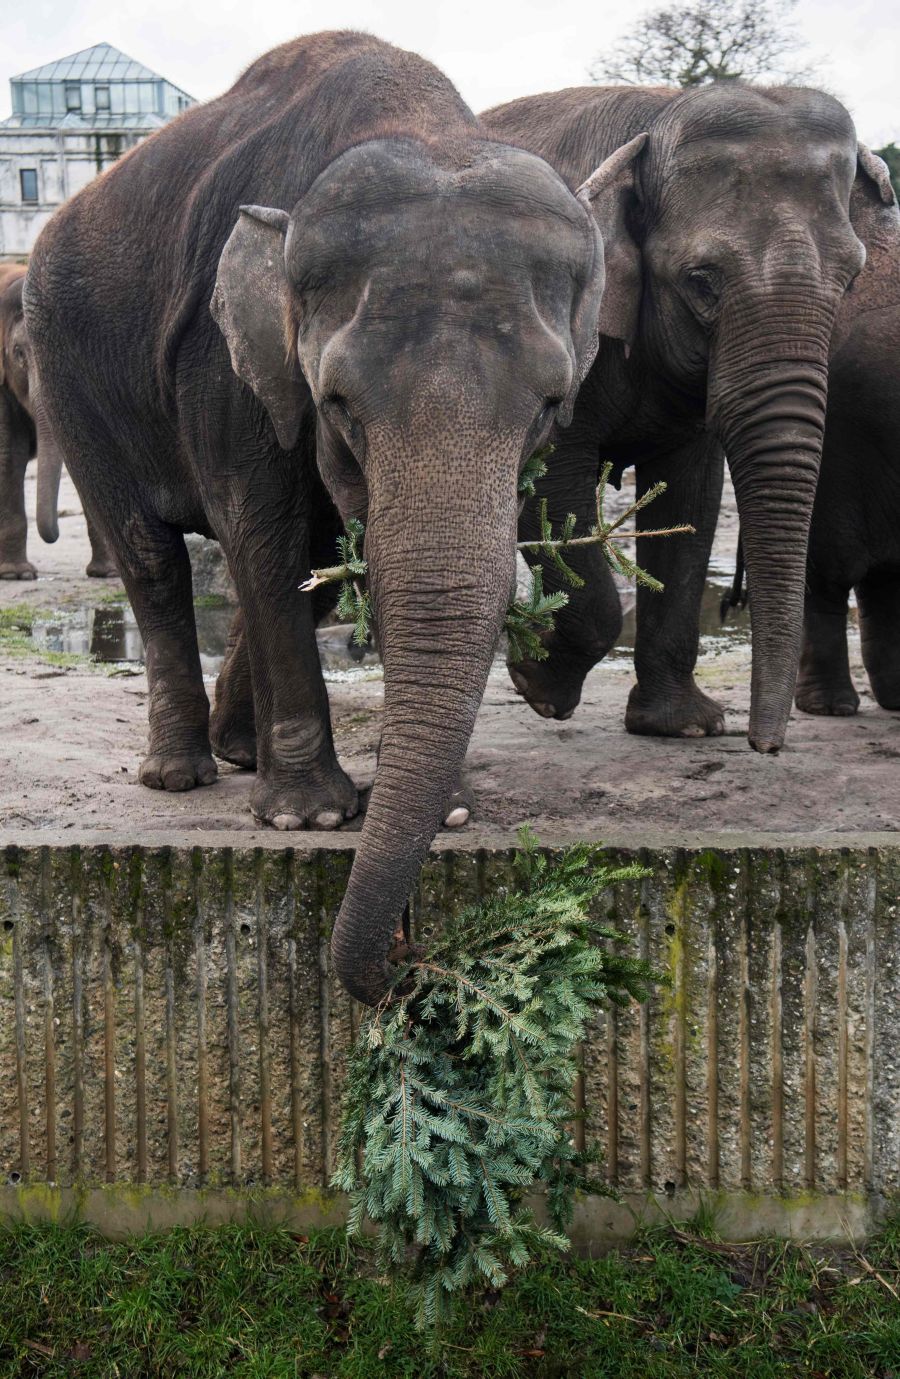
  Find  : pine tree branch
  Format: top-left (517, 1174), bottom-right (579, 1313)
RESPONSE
top-left (299, 466), bottom-right (694, 661)
top-left (333, 831), bottom-right (665, 1328)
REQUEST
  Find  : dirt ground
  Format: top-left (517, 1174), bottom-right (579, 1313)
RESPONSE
top-left (1, 468), bottom-right (898, 840)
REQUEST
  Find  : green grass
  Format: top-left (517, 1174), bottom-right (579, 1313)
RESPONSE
top-left (193, 592), bottom-right (232, 609)
top-left (0, 604), bottom-right (136, 672)
top-left (1, 1215), bottom-right (898, 1377)
top-left (0, 606), bottom-right (47, 658)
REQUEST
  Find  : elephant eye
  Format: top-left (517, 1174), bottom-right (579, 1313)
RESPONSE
top-left (684, 267), bottom-right (721, 319)
top-left (322, 394), bottom-right (354, 429)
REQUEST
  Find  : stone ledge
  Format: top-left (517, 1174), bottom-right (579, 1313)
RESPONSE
top-left (2, 841), bottom-right (899, 1242)
top-left (0, 1183), bottom-right (882, 1248)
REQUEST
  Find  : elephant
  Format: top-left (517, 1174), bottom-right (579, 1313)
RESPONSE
top-left (794, 164), bottom-right (900, 716)
top-left (483, 83), bottom-right (891, 753)
top-left (0, 264), bottom-right (115, 578)
top-left (25, 31), bottom-right (629, 1003)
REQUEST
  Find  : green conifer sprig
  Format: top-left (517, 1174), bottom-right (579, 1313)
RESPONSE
top-left (332, 829), bottom-right (658, 1328)
top-left (299, 517), bottom-right (371, 645)
top-left (516, 445), bottom-right (555, 499)
top-left (504, 566), bottom-right (569, 664)
top-left (299, 458), bottom-right (693, 652)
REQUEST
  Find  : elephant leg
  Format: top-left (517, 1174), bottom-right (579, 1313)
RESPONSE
top-left (510, 427), bottom-right (622, 719)
top-left (0, 396), bottom-right (35, 579)
top-left (214, 486), bottom-right (358, 832)
top-left (856, 571), bottom-right (900, 710)
top-left (123, 520), bottom-right (216, 790)
top-left (625, 435), bottom-right (726, 738)
top-left (86, 490), bottom-right (216, 790)
top-left (85, 512), bottom-right (118, 578)
top-left (210, 607), bottom-right (258, 769)
top-left (795, 579), bottom-right (858, 715)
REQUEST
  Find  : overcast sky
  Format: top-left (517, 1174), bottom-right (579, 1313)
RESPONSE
top-left (3, 0), bottom-right (899, 145)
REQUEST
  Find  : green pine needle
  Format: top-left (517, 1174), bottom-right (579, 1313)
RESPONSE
top-left (504, 566), bottom-right (569, 664)
top-left (332, 827), bottom-right (660, 1329)
top-left (307, 469), bottom-right (684, 658)
top-left (517, 445), bottom-right (555, 499)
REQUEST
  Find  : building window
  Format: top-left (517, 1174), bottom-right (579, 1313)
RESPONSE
top-left (95, 84), bottom-right (110, 111)
top-left (65, 82), bottom-right (82, 112)
top-left (20, 169), bottom-right (38, 203)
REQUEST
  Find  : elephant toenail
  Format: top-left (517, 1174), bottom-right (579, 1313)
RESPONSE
top-left (164, 772), bottom-right (195, 791)
top-left (272, 813), bottom-right (304, 830)
top-left (444, 806), bottom-right (470, 828)
top-left (312, 810), bottom-right (342, 830)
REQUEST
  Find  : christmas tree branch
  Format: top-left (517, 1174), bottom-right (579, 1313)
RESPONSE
top-left (298, 455), bottom-right (695, 662)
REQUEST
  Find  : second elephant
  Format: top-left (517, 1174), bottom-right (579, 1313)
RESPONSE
top-left (484, 82), bottom-right (891, 752)
top-left (0, 265), bottom-right (115, 579)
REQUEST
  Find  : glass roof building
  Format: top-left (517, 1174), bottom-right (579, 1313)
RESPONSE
top-left (4, 43), bottom-right (195, 129)
top-left (0, 43), bottom-right (196, 256)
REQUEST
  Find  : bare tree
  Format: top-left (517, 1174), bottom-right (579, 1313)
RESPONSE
top-left (591, 0), bottom-right (817, 87)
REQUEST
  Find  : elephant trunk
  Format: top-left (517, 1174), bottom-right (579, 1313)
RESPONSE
top-left (33, 391), bottom-right (64, 544)
top-left (708, 288), bottom-right (839, 752)
top-left (330, 436), bottom-right (518, 1005)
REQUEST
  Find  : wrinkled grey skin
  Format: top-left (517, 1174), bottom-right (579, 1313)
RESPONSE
top-left (484, 84), bottom-right (883, 753)
top-left (26, 32), bottom-right (615, 1004)
top-left (0, 265), bottom-right (115, 578)
top-left (795, 168), bottom-right (900, 716)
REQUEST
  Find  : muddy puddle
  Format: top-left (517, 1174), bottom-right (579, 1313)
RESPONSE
top-left (31, 601), bottom-right (383, 681)
top-left (30, 559), bottom-right (752, 679)
top-left (608, 555), bottom-right (752, 661)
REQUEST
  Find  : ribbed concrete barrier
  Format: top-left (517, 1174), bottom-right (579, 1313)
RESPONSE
top-left (1, 835), bottom-right (898, 1243)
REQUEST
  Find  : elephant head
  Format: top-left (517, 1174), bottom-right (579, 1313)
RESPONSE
top-left (211, 135), bottom-right (633, 1003)
top-left (0, 266), bottom-right (66, 544)
top-left (578, 85), bottom-right (892, 751)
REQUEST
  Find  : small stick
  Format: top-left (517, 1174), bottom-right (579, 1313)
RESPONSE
top-left (299, 476), bottom-right (695, 591)
top-left (518, 524), bottom-right (694, 551)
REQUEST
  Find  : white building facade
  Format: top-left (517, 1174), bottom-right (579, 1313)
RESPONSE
top-left (0, 43), bottom-right (195, 258)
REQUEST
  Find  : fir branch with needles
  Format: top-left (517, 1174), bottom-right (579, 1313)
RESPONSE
top-left (299, 454), bottom-right (694, 656)
top-left (332, 828), bottom-right (661, 1329)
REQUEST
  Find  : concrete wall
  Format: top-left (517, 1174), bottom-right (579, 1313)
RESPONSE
top-left (0, 129), bottom-right (144, 257)
top-left (1, 838), bottom-right (898, 1242)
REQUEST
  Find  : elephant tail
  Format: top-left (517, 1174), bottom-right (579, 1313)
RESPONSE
top-left (719, 532), bottom-right (748, 624)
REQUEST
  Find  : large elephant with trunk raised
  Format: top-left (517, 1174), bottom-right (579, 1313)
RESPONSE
top-left (0, 265), bottom-right (114, 578)
top-left (25, 31), bottom-right (632, 1003)
top-left (484, 83), bottom-right (889, 752)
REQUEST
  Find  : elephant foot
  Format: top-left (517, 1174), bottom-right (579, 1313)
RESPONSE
top-left (626, 680), bottom-right (725, 738)
top-left (872, 684), bottom-right (900, 711)
top-left (139, 750), bottom-right (218, 792)
top-left (86, 557), bottom-right (118, 578)
top-left (250, 764), bottom-right (358, 831)
top-left (0, 558), bottom-right (37, 580)
top-left (210, 721), bottom-right (258, 770)
top-left (442, 775), bottom-right (474, 829)
top-left (795, 680), bottom-right (860, 716)
top-left (507, 656), bottom-right (583, 722)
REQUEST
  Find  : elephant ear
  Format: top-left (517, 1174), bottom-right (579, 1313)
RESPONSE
top-left (856, 143), bottom-right (897, 209)
top-left (210, 205), bottom-right (304, 450)
top-left (576, 133), bottom-right (648, 346)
